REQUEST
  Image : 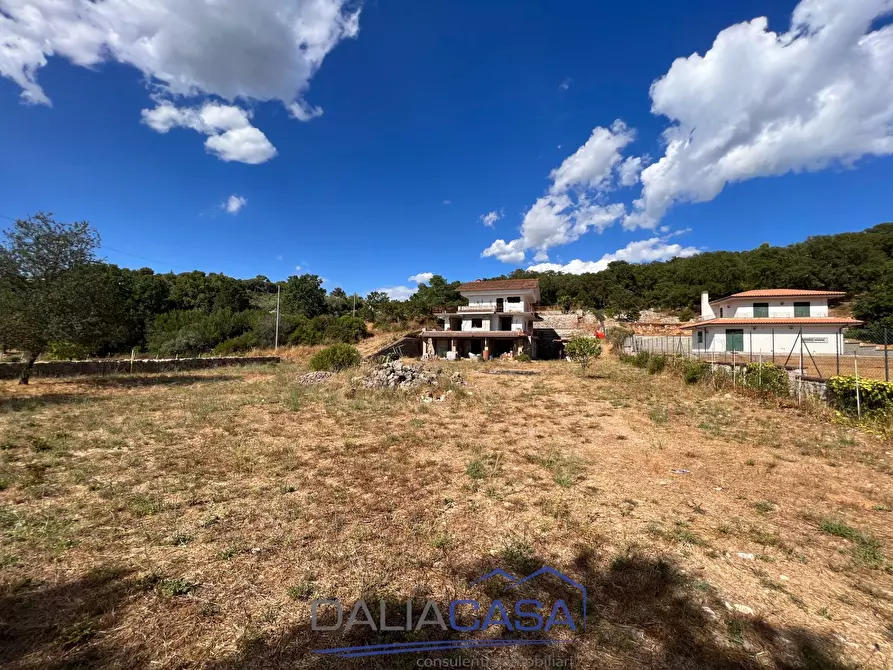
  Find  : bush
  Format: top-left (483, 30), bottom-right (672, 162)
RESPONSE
top-left (213, 332), bottom-right (257, 355)
top-left (742, 362), bottom-right (789, 396)
top-left (606, 326), bottom-right (633, 355)
top-left (646, 355), bottom-right (667, 375)
top-left (308, 343), bottom-right (362, 372)
top-left (827, 375), bottom-right (893, 414)
top-left (565, 336), bottom-right (602, 370)
top-left (516, 353), bottom-right (531, 363)
top-left (681, 359), bottom-right (710, 384)
top-left (631, 351), bottom-right (650, 369)
top-left (287, 315), bottom-right (369, 346)
top-left (45, 341), bottom-right (91, 361)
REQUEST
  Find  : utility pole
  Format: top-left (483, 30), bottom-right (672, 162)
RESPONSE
top-left (275, 284), bottom-right (281, 351)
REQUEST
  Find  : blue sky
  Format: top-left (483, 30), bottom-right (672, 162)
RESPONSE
top-left (1, 0), bottom-right (892, 299)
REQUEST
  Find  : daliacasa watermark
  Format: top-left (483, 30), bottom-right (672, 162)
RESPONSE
top-left (311, 566), bottom-right (586, 659)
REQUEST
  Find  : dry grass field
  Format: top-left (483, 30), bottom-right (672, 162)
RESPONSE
top-left (1, 354), bottom-right (892, 669)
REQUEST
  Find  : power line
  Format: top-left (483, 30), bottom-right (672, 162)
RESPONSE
top-left (1, 212), bottom-right (186, 271)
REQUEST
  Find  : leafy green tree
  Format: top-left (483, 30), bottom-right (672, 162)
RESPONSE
top-left (0, 213), bottom-right (126, 383)
top-left (565, 336), bottom-right (602, 370)
top-left (281, 274), bottom-right (327, 317)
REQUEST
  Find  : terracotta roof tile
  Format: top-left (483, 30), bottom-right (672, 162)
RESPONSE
top-left (681, 317), bottom-right (862, 330)
top-left (457, 279), bottom-right (540, 292)
top-left (711, 289), bottom-right (846, 303)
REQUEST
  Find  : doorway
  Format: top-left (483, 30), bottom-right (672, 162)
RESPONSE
top-left (496, 298), bottom-right (504, 312)
top-left (499, 316), bottom-right (513, 331)
top-left (725, 329), bottom-right (744, 353)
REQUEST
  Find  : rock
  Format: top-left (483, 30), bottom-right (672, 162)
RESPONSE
top-left (360, 360), bottom-right (466, 391)
top-left (701, 606), bottom-right (717, 620)
top-left (298, 371), bottom-right (334, 385)
top-left (737, 552), bottom-right (756, 560)
top-left (724, 602), bottom-right (755, 615)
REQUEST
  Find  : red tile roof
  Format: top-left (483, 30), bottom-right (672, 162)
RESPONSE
top-left (457, 279), bottom-right (540, 292)
top-left (710, 289), bottom-right (846, 303)
top-left (681, 317), bottom-right (862, 330)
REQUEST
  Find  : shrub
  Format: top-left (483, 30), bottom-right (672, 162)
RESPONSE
top-left (45, 341), bottom-right (91, 361)
top-left (287, 315), bottom-right (369, 346)
top-left (308, 344), bottom-right (362, 372)
top-left (646, 355), bottom-right (667, 375)
top-left (565, 336), bottom-right (602, 370)
top-left (742, 362), bottom-right (789, 396)
top-left (827, 375), bottom-right (893, 414)
top-left (681, 359), bottom-right (710, 384)
top-left (213, 332), bottom-right (257, 355)
top-left (516, 353), bottom-right (531, 362)
top-left (631, 351), bottom-right (650, 369)
top-left (607, 326), bottom-right (633, 355)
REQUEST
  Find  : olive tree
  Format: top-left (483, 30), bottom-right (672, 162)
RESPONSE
top-left (0, 213), bottom-right (125, 383)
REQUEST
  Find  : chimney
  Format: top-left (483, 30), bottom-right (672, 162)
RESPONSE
top-left (701, 292), bottom-right (715, 320)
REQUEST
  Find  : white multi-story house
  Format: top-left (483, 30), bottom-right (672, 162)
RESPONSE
top-left (681, 289), bottom-right (862, 355)
top-left (421, 279), bottom-right (540, 359)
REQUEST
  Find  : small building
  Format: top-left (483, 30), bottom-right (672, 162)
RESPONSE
top-left (421, 279), bottom-right (540, 359)
top-left (681, 289), bottom-right (862, 355)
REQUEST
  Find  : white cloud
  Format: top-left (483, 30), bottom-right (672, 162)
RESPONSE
top-left (559, 77), bottom-right (572, 91)
top-left (482, 121), bottom-right (632, 263)
top-left (0, 0), bottom-right (360, 156)
top-left (442, 200), bottom-right (452, 205)
top-left (408, 272), bottom-right (434, 284)
top-left (618, 156), bottom-right (645, 187)
top-left (480, 210), bottom-right (503, 227)
top-left (295, 265), bottom-right (303, 272)
top-left (626, 0), bottom-right (893, 229)
top-left (141, 101), bottom-right (277, 164)
top-left (549, 120), bottom-right (635, 194)
top-left (484, 0), bottom-right (893, 258)
top-left (224, 195), bottom-right (247, 214)
top-left (482, 238), bottom-right (526, 264)
top-left (527, 236), bottom-right (701, 274)
top-left (376, 286), bottom-right (416, 300)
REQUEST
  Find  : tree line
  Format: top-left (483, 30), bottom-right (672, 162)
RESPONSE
top-left (2, 213), bottom-right (892, 382)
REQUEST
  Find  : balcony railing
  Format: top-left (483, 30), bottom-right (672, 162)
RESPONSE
top-left (432, 303), bottom-right (540, 314)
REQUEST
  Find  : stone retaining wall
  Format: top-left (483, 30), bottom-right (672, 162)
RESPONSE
top-left (0, 356), bottom-right (280, 380)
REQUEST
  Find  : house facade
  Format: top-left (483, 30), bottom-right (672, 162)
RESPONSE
top-left (682, 289), bottom-right (862, 356)
top-left (421, 279), bottom-right (540, 359)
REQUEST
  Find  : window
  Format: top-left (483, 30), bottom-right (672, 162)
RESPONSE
top-left (753, 302), bottom-right (769, 318)
top-left (696, 331), bottom-right (704, 345)
top-left (506, 296), bottom-right (521, 303)
top-left (471, 318), bottom-right (483, 328)
top-left (794, 302), bottom-right (810, 318)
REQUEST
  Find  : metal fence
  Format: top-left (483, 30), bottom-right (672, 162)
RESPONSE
top-left (624, 325), bottom-right (893, 382)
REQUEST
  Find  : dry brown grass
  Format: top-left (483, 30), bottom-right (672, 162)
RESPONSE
top-left (1, 356), bottom-right (892, 669)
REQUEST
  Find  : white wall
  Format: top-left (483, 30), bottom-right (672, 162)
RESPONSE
top-left (459, 315), bottom-right (531, 331)
top-left (691, 325), bottom-right (843, 355)
top-left (714, 299), bottom-right (829, 319)
top-left (462, 290), bottom-right (537, 313)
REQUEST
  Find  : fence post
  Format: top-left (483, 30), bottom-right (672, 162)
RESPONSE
top-left (855, 352), bottom-right (862, 420)
top-left (798, 333), bottom-right (803, 405)
top-left (885, 327), bottom-right (889, 382)
top-left (771, 329), bottom-right (775, 364)
top-left (836, 328), bottom-right (840, 377)
top-left (759, 353), bottom-right (763, 391)
top-left (733, 351), bottom-right (737, 388)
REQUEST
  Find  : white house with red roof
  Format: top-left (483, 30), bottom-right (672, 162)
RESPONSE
top-left (421, 279), bottom-right (541, 359)
top-left (681, 289), bottom-right (862, 356)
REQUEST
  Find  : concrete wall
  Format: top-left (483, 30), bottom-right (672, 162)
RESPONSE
top-left (0, 356), bottom-right (280, 380)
